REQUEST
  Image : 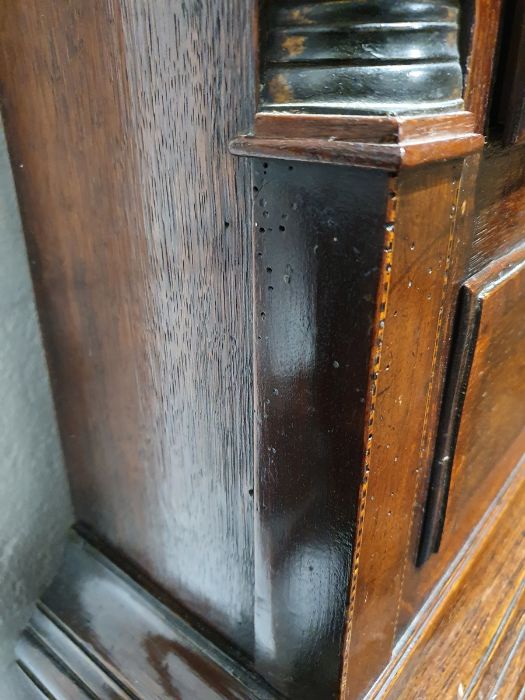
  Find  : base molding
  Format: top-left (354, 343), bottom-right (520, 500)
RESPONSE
top-left (17, 455), bottom-right (525, 700)
top-left (17, 535), bottom-right (278, 700)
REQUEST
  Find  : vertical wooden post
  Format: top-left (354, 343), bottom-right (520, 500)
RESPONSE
top-left (231, 1), bottom-right (483, 696)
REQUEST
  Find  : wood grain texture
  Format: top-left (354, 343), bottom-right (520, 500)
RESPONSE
top-left (230, 132), bottom-right (483, 172)
top-left (463, 0), bottom-right (504, 133)
top-left (252, 159), bottom-right (388, 699)
top-left (17, 534), bottom-right (278, 700)
top-left (471, 143), bottom-right (525, 275)
top-left (420, 243), bottom-right (525, 562)
top-left (340, 156), bottom-right (480, 699)
top-left (439, 244), bottom-right (525, 552)
top-left (366, 458), bottom-right (525, 699)
top-left (397, 147), bottom-right (525, 638)
top-left (254, 111), bottom-right (477, 143)
top-left (0, 0), bottom-right (256, 654)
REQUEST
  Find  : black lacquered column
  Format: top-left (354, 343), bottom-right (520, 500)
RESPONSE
top-left (252, 159), bottom-right (388, 698)
top-left (260, 0), bottom-right (463, 115)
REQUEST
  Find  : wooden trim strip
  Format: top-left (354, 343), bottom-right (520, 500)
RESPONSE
top-left (340, 179), bottom-right (397, 697)
top-left (230, 132), bottom-right (483, 171)
top-left (254, 111), bottom-right (476, 143)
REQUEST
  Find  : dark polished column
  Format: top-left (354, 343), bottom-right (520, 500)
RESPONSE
top-left (259, 0), bottom-right (463, 115)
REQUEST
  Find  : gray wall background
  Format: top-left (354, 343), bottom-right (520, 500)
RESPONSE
top-left (0, 121), bottom-right (73, 695)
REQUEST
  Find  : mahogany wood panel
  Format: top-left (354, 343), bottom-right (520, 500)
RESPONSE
top-left (463, 0), bottom-right (504, 133)
top-left (253, 111), bottom-right (477, 143)
top-left (471, 143), bottom-right (525, 275)
top-left (396, 142), bottom-right (525, 642)
top-left (340, 155), bottom-right (480, 699)
top-left (419, 244), bottom-right (525, 562)
top-left (252, 160), bottom-right (388, 699)
top-left (367, 459), bottom-right (525, 699)
top-left (0, 1), bottom-right (256, 654)
top-left (230, 131), bottom-right (483, 171)
top-left (2, 2), bottom-right (511, 698)
top-left (17, 535), bottom-right (277, 700)
top-left (439, 244), bottom-right (525, 553)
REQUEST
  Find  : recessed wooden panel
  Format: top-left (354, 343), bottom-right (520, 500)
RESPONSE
top-left (443, 243), bottom-right (525, 543)
top-left (422, 243), bottom-right (525, 558)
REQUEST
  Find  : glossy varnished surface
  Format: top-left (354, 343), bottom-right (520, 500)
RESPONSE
top-left (439, 244), bottom-right (525, 554)
top-left (462, 0), bottom-right (504, 133)
top-left (420, 243), bottom-right (525, 562)
top-left (20, 535), bottom-right (277, 700)
top-left (19, 616), bottom-right (129, 700)
top-left (5, 2), bottom-right (522, 699)
top-left (471, 143), bottom-right (525, 274)
top-left (496, 0), bottom-right (525, 144)
top-left (341, 156), bottom-right (480, 699)
top-left (252, 159), bottom-right (388, 698)
top-left (397, 143), bottom-right (525, 640)
top-left (259, 0), bottom-right (463, 114)
top-left (369, 459), bottom-right (525, 699)
top-left (0, 0), bottom-right (255, 653)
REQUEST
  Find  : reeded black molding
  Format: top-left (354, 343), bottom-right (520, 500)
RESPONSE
top-left (260, 0), bottom-right (464, 115)
top-left (17, 534), bottom-right (279, 700)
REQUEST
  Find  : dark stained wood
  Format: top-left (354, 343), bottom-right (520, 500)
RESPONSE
top-left (369, 457), bottom-right (525, 698)
top-left (0, 0), bottom-right (256, 655)
top-left (497, 0), bottom-right (525, 144)
top-left (255, 112), bottom-right (402, 143)
top-left (471, 143), bottom-right (525, 275)
top-left (463, 0), bottom-right (504, 133)
top-left (19, 624), bottom-right (129, 700)
top-left (6, 1), bottom-right (522, 699)
top-left (416, 283), bottom-right (481, 566)
top-left (252, 160), bottom-right (388, 698)
top-left (19, 632), bottom-right (94, 700)
top-left (18, 534), bottom-right (278, 700)
top-left (419, 243), bottom-right (525, 563)
top-left (258, 0), bottom-right (463, 115)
